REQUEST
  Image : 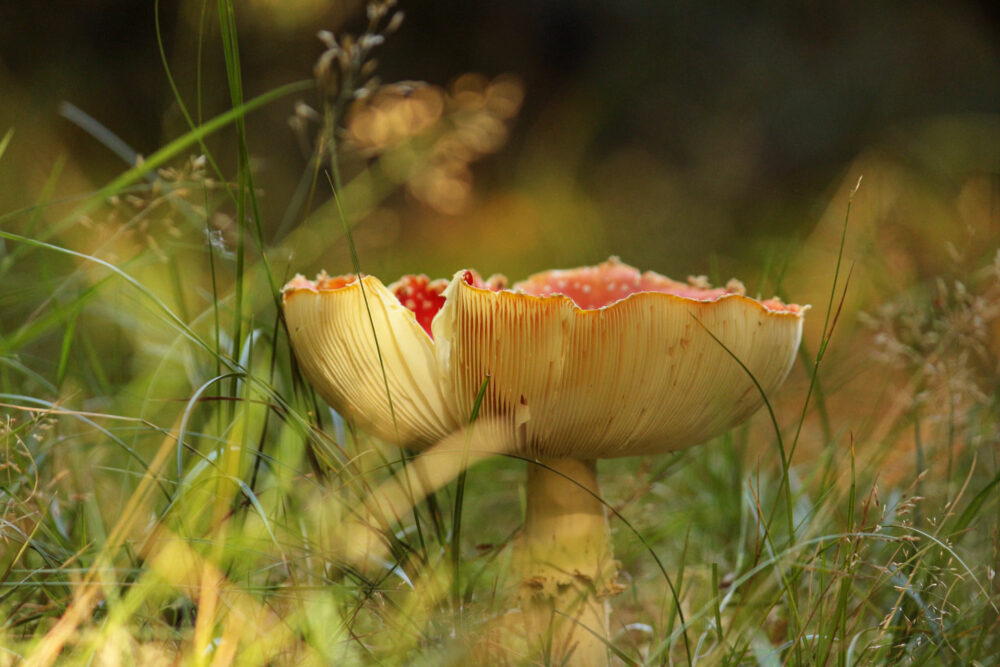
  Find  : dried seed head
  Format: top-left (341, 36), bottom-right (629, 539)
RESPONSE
top-left (385, 11), bottom-right (405, 34)
top-left (314, 49), bottom-right (338, 87)
top-left (360, 59), bottom-right (379, 80)
top-left (359, 34), bottom-right (385, 51)
top-left (294, 101), bottom-right (320, 121)
top-left (317, 30), bottom-right (338, 49)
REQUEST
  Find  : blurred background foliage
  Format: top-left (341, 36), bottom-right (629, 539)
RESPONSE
top-left (1, 0), bottom-right (999, 275)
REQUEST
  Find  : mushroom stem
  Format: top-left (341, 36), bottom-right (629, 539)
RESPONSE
top-left (518, 458), bottom-right (619, 666)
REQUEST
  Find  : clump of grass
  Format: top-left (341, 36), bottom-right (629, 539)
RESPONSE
top-left (0, 2), bottom-right (998, 665)
top-left (861, 249), bottom-right (1000, 490)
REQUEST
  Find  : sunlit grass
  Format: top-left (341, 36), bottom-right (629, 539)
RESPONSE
top-left (1, 2), bottom-right (999, 665)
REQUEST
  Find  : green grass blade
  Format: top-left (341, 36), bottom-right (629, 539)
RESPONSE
top-left (451, 374), bottom-right (490, 614)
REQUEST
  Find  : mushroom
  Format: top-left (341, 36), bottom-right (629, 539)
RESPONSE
top-left (283, 257), bottom-right (805, 665)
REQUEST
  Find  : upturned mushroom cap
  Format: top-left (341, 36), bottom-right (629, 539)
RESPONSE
top-left (282, 258), bottom-right (806, 456)
top-left (283, 272), bottom-right (456, 445)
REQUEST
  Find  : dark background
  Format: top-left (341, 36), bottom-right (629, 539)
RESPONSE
top-left (2, 0), bottom-right (999, 280)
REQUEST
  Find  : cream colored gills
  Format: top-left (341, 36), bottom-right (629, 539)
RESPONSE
top-left (284, 275), bottom-right (457, 448)
top-left (434, 273), bottom-right (804, 458)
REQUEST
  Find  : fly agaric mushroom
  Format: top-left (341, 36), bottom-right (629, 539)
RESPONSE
top-left (283, 257), bottom-right (805, 665)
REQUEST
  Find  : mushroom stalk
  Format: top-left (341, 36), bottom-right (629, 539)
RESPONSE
top-left (518, 458), bottom-right (619, 666)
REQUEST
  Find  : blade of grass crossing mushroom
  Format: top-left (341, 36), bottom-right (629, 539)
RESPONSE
top-left (323, 171), bottom-right (399, 438)
top-left (689, 314), bottom-right (793, 541)
top-left (515, 455), bottom-right (693, 665)
top-left (326, 152), bottom-right (443, 561)
top-left (322, 168), bottom-right (434, 558)
top-left (278, 257), bottom-right (332, 481)
top-left (451, 374), bottom-right (491, 614)
top-left (689, 315), bottom-right (804, 655)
